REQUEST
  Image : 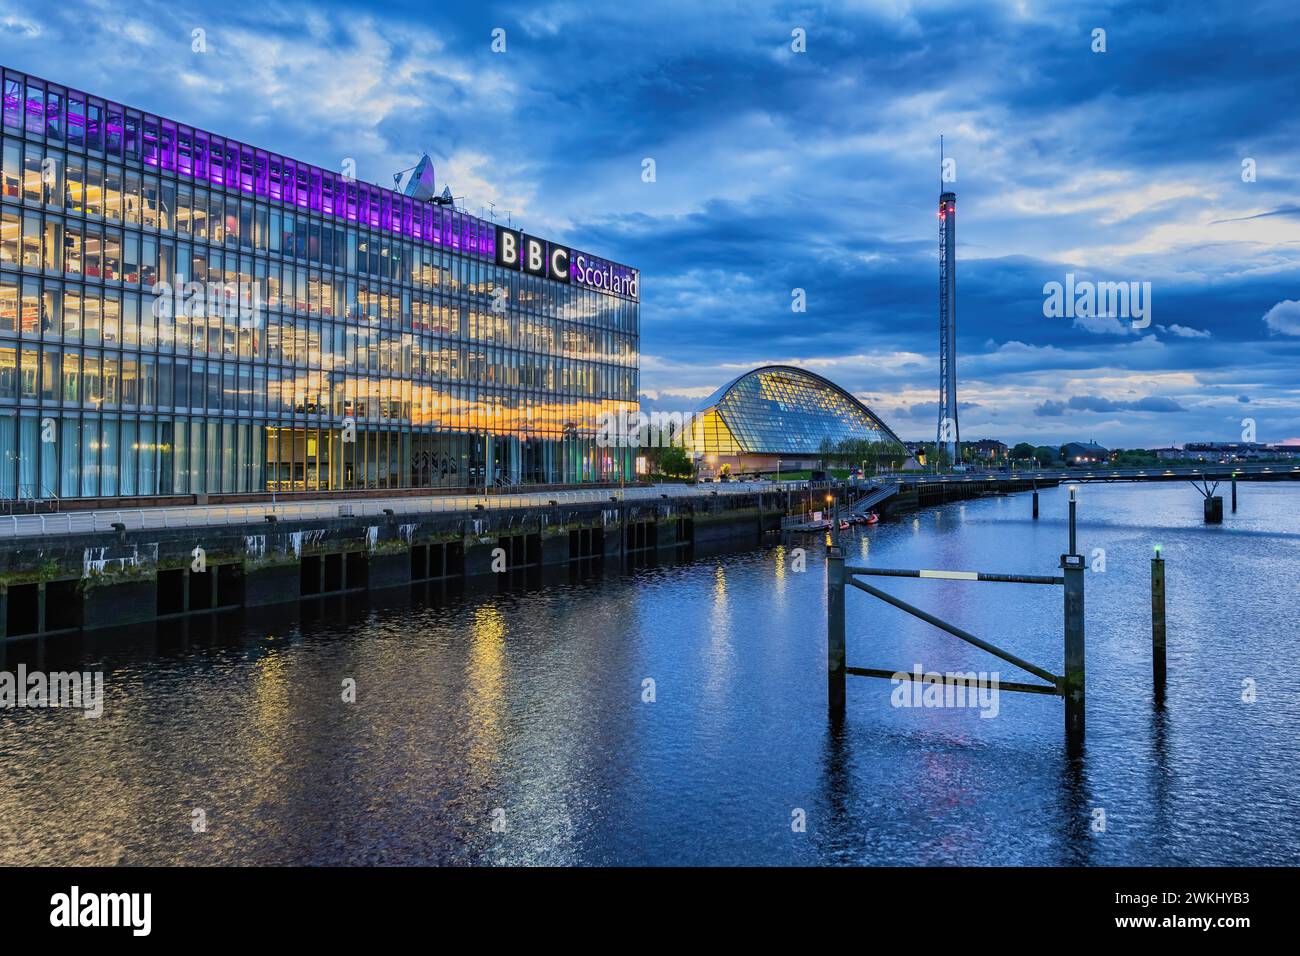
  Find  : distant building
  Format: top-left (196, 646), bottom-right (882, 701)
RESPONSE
top-left (1147, 442), bottom-right (1300, 463)
top-left (1061, 441), bottom-right (1109, 465)
top-left (964, 438), bottom-right (1008, 461)
top-left (1184, 442), bottom-right (1266, 461)
top-left (686, 365), bottom-right (908, 477)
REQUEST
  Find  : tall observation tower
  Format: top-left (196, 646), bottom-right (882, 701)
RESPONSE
top-left (936, 189), bottom-right (959, 465)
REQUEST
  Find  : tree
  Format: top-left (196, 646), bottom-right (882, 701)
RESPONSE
top-left (818, 436), bottom-right (834, 470)
top-left (656, 444), bottom-right (692, 478)
top-left (1011, 442), bottom-right (1037, 461)
top-left (1034, 445), bottom-right (1058, 465)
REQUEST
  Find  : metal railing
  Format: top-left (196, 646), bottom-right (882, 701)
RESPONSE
top-left (828, 486), bottom-right (1086, 743)
top-left (0, 479), bottom-right (809, 540)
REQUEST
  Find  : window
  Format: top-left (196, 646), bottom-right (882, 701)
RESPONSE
top-left (94, 102), bottom-right (110, 153)
top-left (1, 139), bottom-right (19, 198)
top-left (0, 345), bottom-right (15, 397)
top-left (104, 164), bottom-right (122, 219)
top-left (40, 348), bottom-right (60, 401)
top-left (0, 205), bottom-right (17, 263)
top-left (67, 95), bottom-right (85, 148)
top-left (22, 144), bottom-right (42, 202)
top-left (61, 286), bottom-right (81, 339)
top-left (45, 89), bottom-right (62, 141)
top-left (142, 175), bottom-right (159, 228)
top-left (0, 276), bottom-right (15, 332)
top-left (21, 213), bottom-right (40, 268)
top-left (64, 223), bottom-right (83, 275)
top-left (85, 162), bottom-right (103, 216)
top-left (123, 171), bottom-right (140, 224)
top-left (2, 77), bottom-right (20, 131)
top-left (61, 349), bottom-right (80, 401)
top-left (20, 345), bottom-right (37, 398)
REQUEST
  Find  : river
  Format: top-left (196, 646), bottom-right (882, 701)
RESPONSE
top-left (1, 481), bottom-right (1297, 865)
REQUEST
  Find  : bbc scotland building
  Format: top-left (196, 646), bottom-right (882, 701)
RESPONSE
top-left (0, 66), bottom-right (639, 501)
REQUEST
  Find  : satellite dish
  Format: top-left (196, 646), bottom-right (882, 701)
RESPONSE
top-left (402, 154), bottom-right (437, 201)
top-left (433, 185), bottom-right (454, 206)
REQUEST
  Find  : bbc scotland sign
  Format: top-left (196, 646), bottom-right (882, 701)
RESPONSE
top-left (496, 226), bottom-right (638, 301)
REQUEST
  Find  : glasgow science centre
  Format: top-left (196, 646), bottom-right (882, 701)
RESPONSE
top-left (0, 65), bottom-right (640, 500)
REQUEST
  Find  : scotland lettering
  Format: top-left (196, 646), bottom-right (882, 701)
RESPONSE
top-left (496, 225), bottom-right (638, 300)
top-left (573, 253), bottom-right (638, 298)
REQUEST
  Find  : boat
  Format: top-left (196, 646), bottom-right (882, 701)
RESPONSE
top-left (864, 512), bottom-right (880, 525)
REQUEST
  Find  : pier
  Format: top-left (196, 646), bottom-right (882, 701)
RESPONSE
top-left (0, 483), bottom-right (794, 639)
top-left (3, 460), bottom-right (1295, 640)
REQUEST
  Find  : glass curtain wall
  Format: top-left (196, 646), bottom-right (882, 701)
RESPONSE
top-left (0, 66), bottom-right (639, 500)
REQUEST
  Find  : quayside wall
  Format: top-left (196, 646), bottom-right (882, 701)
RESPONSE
top-left (0, 491), bottom-right (792, 638)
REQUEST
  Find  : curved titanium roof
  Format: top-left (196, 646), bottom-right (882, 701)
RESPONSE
top-left (693, 365), bottom-right (905, 455)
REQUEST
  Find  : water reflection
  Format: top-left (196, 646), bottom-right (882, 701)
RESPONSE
top-left (465, 604), bottom-right (507, 792)
top-left (1, 482), bottom-right (1298, 865)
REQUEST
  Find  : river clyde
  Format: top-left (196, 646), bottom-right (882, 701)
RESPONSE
top-left (1, 481), bottom-right (1297, 866)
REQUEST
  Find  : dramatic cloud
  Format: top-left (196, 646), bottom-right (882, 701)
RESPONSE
top-left (1161, 324), bottom-right (1211, 339)
top-left (1036, 395), bottom-right (1185, 417)
top-left (1262, 300), bottom-right (1300, 336)
top-left (6, 0), bottom-right (1298, 447)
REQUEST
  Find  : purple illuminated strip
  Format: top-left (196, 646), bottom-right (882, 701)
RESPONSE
top-left (2, 82), bottom-right (496, 260)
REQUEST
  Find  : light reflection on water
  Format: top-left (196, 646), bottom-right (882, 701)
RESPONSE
top-left (0, 482), bottom-right (1297, 865)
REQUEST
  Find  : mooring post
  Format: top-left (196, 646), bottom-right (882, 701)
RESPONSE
top-left (1032, 484), bottom-right (1039, 520)
top-left (1204, 495), bottom-right (1223, 524)
top-left (1151, 547), bottom-right (1166, 699)
top-left (1067, 484), bottom-right (1077, 555)
top-left (1061, 486), bottom-right (1085, 742)
top-left (827, 546), bottom-right (846, 717)
top-left (1231, 477), bottom-right (1238, 513)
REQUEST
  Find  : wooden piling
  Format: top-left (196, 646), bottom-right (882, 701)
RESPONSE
top-left (827, 547), bottom-right (846, 716)
top-left (1032, 490), bottom-right (1039, 519)
top-left (1231, 477), bottom-right (1237, 512)
top-left (1151, 553), bottom-right (1166, 698)
top-left (1067, 485), bottom-right (1077, 554)
top-left (1204, 495), bottom-right (1223, 524)
top-left (1062, 556), bottom-right (1085, 742)
top-left (1062, 489), bottom-right (1084, 743)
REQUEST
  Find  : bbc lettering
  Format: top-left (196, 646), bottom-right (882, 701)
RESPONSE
top-left (495, 225), bottom-right (637, 300)
top-left (496, 228), bottom-right (566, 282)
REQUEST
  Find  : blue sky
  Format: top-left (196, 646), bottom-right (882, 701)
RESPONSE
top-left (5, 0), bottom-right (1298, 446)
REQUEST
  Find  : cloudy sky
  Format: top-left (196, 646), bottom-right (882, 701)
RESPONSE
top-left (5, 0), bottom-right (1298, 446)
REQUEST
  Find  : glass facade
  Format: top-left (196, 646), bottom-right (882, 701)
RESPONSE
top-left (689, 366), bottom-right (905, 456)
top-left (0, 66), bottom-right (639, 500)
